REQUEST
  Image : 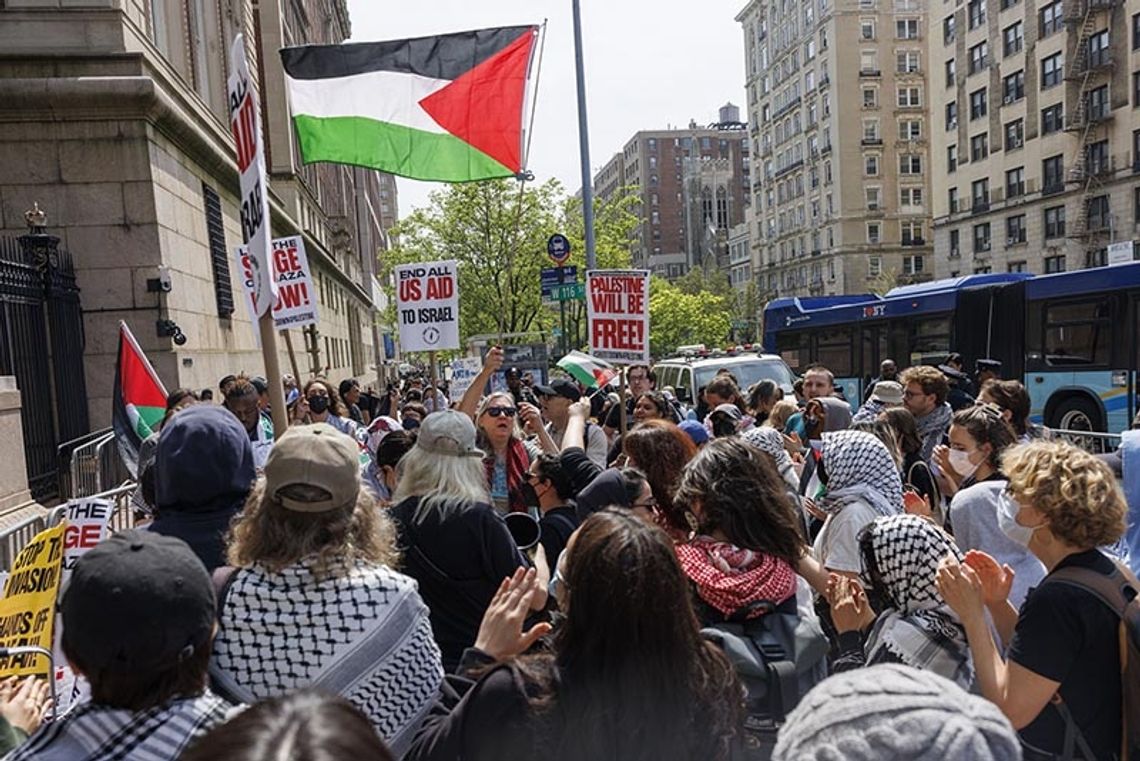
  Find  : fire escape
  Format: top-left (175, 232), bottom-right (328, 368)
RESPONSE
top-left (1064, 0), bottom-right (1119, 259)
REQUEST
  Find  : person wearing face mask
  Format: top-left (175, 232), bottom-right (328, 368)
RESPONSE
top-left (522, 454), bottom-right (579, 568)
top-left (363, 418), bottom-right (414, 505)
top-left (299, 379), bottom-right (358, 438)
top-left (936, 441), bottom-right (1131, 761)
top-left (942, 405), bottom-right (1044, 608)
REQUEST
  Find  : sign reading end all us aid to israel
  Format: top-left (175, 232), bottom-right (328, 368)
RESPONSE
top-left (587, 270), bottom-right (651, 364)
top-left (395, 260), bottom-right (460, 353)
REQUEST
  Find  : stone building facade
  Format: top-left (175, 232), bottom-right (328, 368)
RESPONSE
top-left (737, 0), bottom-right (934, 299)
top-left (0, 0), bottom-right (395, 428)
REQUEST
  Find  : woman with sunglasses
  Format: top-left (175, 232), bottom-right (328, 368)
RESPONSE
top-left (943, 404), bottom-right (1044, 608)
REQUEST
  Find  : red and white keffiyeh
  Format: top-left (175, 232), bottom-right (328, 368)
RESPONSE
top-left (676, 536), bottom-right (797, 619)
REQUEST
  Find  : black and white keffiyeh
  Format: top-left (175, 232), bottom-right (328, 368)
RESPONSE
top-left (915, 402), bottom-right (953, 462)
top-left (818, 430), bottom-right (903, 517)
top-left (211, 558), bottom-right (444, 757)
top-left (743, 426), bottom-right (797, 485)
top-left (862, 514), bottom-right (973, 688)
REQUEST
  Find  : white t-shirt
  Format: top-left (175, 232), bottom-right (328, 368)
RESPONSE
top-left (812, 500), bottom-right (879, 574)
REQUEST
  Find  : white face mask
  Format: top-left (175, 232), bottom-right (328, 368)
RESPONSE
top-left (997, 491), bottom-right (1038, 547)
top-left (947, 448), bottom-right (981, 479)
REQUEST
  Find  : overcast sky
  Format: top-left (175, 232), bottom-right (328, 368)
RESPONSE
top-left (346, 0), bottom-right (748, 217)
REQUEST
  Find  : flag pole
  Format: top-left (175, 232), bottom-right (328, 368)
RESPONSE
top-left (571, 0), bottom-right (597, 270)
top-left (617, 366), bottom-right (627, 449)
top-left (261, 319), bottom-right (289, 435)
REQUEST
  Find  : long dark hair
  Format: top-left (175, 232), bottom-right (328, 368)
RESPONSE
top-left (523, 509), bottom-right (742, 761)
top-left (979, 379), bottom-right (1032, 436)
top-left (951, 403), bottom-right (1017, 470)
top-left (622, 420), bottom-right (697, 532)
top-left (879, 406), bottom-right (923, 457)
top-left (674, 437), bottom-right (804, 567)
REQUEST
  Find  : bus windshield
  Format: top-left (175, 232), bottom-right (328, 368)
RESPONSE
top-left (695, 360), bottom-right (796, 392)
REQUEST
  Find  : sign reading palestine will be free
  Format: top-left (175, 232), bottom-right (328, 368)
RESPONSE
top-left (587, 270), bottom-right (651, 364)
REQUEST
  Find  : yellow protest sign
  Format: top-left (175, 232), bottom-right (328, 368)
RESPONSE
top-left (0, 522), bottom-right (66, 677)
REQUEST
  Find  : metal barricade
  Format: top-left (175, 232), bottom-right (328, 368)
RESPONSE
top-left (0, 510), bottom-right (51, 572)
top-left (1050, 428), bottom-right (1122, 455)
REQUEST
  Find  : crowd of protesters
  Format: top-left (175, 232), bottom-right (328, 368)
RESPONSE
top-left (0, 348), bottom-right (1138, 761)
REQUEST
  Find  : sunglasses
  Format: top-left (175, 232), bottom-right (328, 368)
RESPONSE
top-left (485, 407), bottom-right (517, 418)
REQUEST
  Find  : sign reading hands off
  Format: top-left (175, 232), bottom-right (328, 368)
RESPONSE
top-left (586, 270), bottom-right (651, 364)
top-left (395, 260), bottom-right (460, 353)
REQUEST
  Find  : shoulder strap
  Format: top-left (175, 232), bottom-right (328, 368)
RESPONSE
top-left (1047, 562), bottom-right (1137, 618)
top-left (213, 566), bottom-right (239, 609)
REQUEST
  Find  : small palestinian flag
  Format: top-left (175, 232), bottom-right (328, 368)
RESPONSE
top-left (112, 321), bottom-right (168, 477)
top-left (280, 25), bottom-right (539, 182)
top-left (557, 351), bottom-right (618, 390)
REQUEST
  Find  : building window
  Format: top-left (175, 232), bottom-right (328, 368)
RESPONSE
top-left (945, 58), bottom-right (956, 87)
top-left (1006, 214), bottom-right (1027, 244)
top-left (1043, 154), bottom-right (1064, 193)
top-left (1044, 254), bottom-right (1065, 273)
top-left (970, 88), bottom-right (988, 119)
top-left (1042, 52), bottom-right (1063, 89)
top-left (1135, 187), bottom-right (1140, 223)
top-left (1088, 29), bottom-right (1110, 68)
top-left (1088, 84), bottom-right (1109, 121)
top-left (202, 183), bottom-right (235, 318)
top-left (1006, 166), bottom-right (1025, 198)
top-left (901, 186), bottom-right (923, 206)
top-left (970, 133), bottom-right (989, 161)
top-left (868, 255), bottom-right (882, 276)
top-left (1003, 21), bottom-right (1024, 56)
top-left (974, 222), bottom-right (992, 252)
top-left (866, 186), bottom-right (881, 209)
top-left (947, 144), bottom-right (958, 173)
top-left (1087, 139), bottom-right (1109, 175)
top-left (897, 86), bottom-right (921, 107)
top-left (896, 19), bottom-right (919, 39)
top-left (901, 222), bottom-right (924, 246)
top-left (969, 42), bottom-right (989, 75)
top-left (899, 119), bottom-right (922, 140)
top-left (1003, 70), bottom-right (1025, 103)
top-left (1001, 0), bottom-right (1020, 8)
top-left (899, 154), bottom-right (922, 174)
top-left (1134, 12), bottom-right (1140, 50)
top-left (946, 102), bottom-right (958, 130)
top-left (861, 19), bottom-right (876, 40)
top-left (865, 155), bottom-right (880, 175)
top-left (975, 265), bottom-right (994, 274)
top-left (972, 178), bottom-right (990, 209)
top-left (950, 229), bottom-right (961, 255)
top-left (1008, 260), bottom-right (1027, 272)
top-left (949, 186), bottom-right (960, 213)
top-left (1040, 0), bottom-right (1063, 37)
top-left (1005, 119), bottom-right (1024, 150)
top-left (863, 87), bottom-right (878, 107)
top-left (1087, 194), bottom-right (1111, 230)
top-left (944, 14), bottom-right (956, 44)
top-left (863, 118), bottom-right (880, 141)
top-left (1044, 205), bottom-right (1066, 238)
top-left (1134, 72), bottom-right (1140, 107)
top-left (1041, 103), bottom-right (1063, 134)
top-left (867, 222), bottom-right (881, 244)
top-left (897, 50), bottom-right (921, 73)
top-left (968, 0), bottom-right (986, 30)
top-left (903, 254), bottom-right (925, 273)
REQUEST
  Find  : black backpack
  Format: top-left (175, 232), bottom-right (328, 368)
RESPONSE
top-left (701, 600), bottom-right (829, 760)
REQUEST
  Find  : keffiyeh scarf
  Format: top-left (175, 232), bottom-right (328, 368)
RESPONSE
top-left (862, 514), bottom-right (974, 688)
top-left (817, 430), bottom-right (903, 517)
top-left (743, 427), bottom-right (797, 483)
top-left (915, 402), bottom-right (953, 463)
top-left (676, 536), bottom-right (797, 619)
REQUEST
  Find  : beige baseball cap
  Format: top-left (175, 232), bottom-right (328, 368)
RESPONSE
top-left (264, 423), bottom-right (360, 512)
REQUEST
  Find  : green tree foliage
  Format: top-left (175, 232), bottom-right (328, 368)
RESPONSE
top-left (648, 276), bottom-right (732, 356)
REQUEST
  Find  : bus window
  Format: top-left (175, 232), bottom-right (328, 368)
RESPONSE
top-left (909, 317), bottom-right (952, 366)
top-left (1043, 300), bottom-right (1111, 367)
top-left (815, 328), bottom-right (854, 376)
top-left (776, 332), bottom-right (810, 371)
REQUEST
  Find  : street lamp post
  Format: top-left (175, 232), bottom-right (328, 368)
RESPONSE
top-left (571, 0), bottom-right (597, 271)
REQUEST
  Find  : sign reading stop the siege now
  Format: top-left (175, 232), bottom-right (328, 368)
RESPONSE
top-left (227, 34), bottom-right (276, 316)
top-left (236, 236), bottom-right (320, 333)
top-left (587, 270), bottom-right (650, 364)
top-left (395, 260), bottom-right (460, 353)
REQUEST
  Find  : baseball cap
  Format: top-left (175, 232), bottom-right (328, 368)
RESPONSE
top-left (711, 403), bottom-right (743, 421)
top-left (871, 380), bottom-right (904, 406)
top-left (250, 376), bottom-right (269, 394)
top-left (534, 378), bottom-right (582, 402)
top-left (505, 366), bottom-right (521, 378)
top-left (938, 364), bottom-right (968, 381)
top-left (415, 409), bottom-right (484, 458)
top-left (61, 530), bottom-right (214, 673)
top-left (976, 358), bottom-right (1002, 372)
top-left (264, 423), bottom-right (360, 513)
top-left (678, 419), bottom-right (710, 446)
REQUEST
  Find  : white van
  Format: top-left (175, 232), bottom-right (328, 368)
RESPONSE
top-left (654, 351), bottom-right (797, 407)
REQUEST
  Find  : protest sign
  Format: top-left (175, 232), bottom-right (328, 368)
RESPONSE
top-left (449, 357), bottom-right (483, 400)
top-left (395, 260), bottom-right (460, 353)
top-left (586, 270), bottom-right (651, 364)
top-left (61, 499), bottom-right (112, 579)
top-left (227, 34), bottom-right (276, 316)
top-left (236, 236), bottom-right (320, 335)
top-left (0, 522), bottom-right (66, 677)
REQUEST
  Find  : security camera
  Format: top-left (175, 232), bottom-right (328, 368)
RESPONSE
top-left (157, 319), bottom-right (187, 346)
top-left (158, 266), bottom-right (172, 293)
top-left (172, 329), bottom-right (187, 346)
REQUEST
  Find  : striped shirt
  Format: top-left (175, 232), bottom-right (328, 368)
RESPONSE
top-left (3, 691), bottom-right (234, 761)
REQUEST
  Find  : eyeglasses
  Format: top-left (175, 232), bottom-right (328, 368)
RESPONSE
top-left (485, 407), bottom-right (517, 418)
top-left (632, 496), bottom-right (659, 509)
top-left (902, 390), bottom-right (926, 399)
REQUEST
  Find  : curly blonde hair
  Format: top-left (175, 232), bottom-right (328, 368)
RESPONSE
top-left (227, 479), bottom-right (399, 576)
top-left (1003, 440), bottom-right (1126, 549)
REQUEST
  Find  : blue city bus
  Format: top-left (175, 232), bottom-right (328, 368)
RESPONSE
top-left (762, 262), bottom-right (1140, 433)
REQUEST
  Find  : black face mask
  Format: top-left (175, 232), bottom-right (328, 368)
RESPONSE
top-left (520, 481), bottom-right (541, 509)
top-left (711, 417), bottom-right (737, 438)
top-left (308, 395), bottom-right (330, 414)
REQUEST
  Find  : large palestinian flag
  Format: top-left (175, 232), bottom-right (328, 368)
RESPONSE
top-left (112, 321), bottom-right (168, 477)
top-left (279, 25), bottom-right (539, 182)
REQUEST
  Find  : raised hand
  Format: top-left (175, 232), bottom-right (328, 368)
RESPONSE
top-left (935, 554), bottom-right (986, 624)
top-left (0, 676), bottom-right (51, 735)
top-left (826, 574), bottom-right (875, 633)
top-left (483, 346), bottom-right (505, 376)
top-left (963, 550), bottom-right (1015, 607)
top-left (474, 567), bottom-right (552, 662)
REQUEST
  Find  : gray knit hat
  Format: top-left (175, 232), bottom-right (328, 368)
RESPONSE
top-left (772, 664), bottom-right (1022, 761)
